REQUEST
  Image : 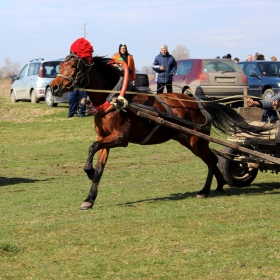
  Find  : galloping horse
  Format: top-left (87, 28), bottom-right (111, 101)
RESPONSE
top-left (50, 54), bottom-right (271, 210)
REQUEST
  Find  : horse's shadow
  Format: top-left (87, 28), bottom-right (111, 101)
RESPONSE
top-left (109, 183), bottom-right (280, 207)
top-left (0, 177), bottom-right (42, 187)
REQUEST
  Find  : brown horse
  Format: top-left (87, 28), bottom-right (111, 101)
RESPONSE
top-left (50, 54), bottom-right (271, 210)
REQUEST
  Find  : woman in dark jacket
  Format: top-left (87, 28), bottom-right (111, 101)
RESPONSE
top-left (152, 45), bottom-right (177, 93)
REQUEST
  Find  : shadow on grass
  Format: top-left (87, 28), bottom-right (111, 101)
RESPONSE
top-left (111, 183), bottom-right (280, 207)
top-left (225, 182), bottom-right (280, 196)
top-left (0, 176), bottom-right (42, 187)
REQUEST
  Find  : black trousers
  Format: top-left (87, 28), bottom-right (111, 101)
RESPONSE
top-left (157, 83), bottom-right (173, 93)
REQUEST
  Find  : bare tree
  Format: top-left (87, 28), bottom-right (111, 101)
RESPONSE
top-left (171, 45), bottom-right (190, 60)
top-left (0, 58), bottom-right (21, 78)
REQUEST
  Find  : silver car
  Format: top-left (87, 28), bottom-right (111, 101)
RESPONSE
top-left (10, 58), bottom-right (63, 104)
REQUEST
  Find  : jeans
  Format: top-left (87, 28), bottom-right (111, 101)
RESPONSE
top-left (68, 90), bottom-right (87, 117)
top-left (262, 110), bottom-right (279, 122)
top-left (157, 83), bottom-right (173, 93)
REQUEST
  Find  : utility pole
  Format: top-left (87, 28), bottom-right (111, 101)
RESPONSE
top-left (84, 23), bottom-right (87, 38)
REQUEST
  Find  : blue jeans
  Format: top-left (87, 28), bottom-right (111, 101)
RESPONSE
top-left (68, 90), bottom-right (87, 117)
top-left (262, 110), bottom-right (278, 122)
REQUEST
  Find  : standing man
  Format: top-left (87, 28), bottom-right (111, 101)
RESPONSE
top-left (152, 45), bottom-right (177, 93)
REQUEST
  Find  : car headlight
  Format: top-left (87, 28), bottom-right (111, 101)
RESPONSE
top-left (278, 83), bottom-right (280, 87)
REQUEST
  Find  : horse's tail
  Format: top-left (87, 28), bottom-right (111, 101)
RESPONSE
top-left (203, 102), bottom-right (274, 135)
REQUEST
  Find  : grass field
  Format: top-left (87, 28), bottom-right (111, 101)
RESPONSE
top-left (0, 95), bottom-right (280, 279)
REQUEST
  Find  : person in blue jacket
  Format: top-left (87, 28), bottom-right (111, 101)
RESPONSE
top-left (152, 45), bottom-right (177, 93)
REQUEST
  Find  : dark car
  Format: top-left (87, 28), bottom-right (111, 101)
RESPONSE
top-left (149, 59), bottom-right (247, 104)
top-left (238, 60), bottom-right (280, 100)
top-left (45, 71), bottom-right (151, 107)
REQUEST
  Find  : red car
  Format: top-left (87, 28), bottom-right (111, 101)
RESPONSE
top-left (149, 58), bottom-right (247, 106)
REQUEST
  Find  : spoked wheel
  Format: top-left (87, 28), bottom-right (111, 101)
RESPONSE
top-left (218, 147), bottom-right (258, 187)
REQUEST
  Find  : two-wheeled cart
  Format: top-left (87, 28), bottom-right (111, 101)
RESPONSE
top-left (128, 103), bottom-right (280, 187)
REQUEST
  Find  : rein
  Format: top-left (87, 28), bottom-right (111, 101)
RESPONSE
top-left (57, 55), bottom-right (129, 97)
top-left (78, 87), bottom-right (258, 105)
top-left (57, 54), bottom-right (94, 90)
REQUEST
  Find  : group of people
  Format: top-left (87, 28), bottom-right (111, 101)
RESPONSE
top-left (67, 43), bottom-right (177, 118)
top-left (216, 53), bottom-right (278, 63)
top-left (245, 53), bottom-right (277, 61)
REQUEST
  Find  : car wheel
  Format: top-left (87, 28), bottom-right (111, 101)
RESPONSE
top-left (218, 147), bottom-right (258, 187)
top-left (45, 87), bottom-right (58, 107)
top-left (31, 90), bottom-right (40, 103)
top-left (10, 91), bottom-right (17, 103)
top-left (262, 88), bottom-right (274, 101)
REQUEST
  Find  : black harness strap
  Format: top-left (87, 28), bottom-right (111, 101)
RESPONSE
top-left (154, 95), bottom-right (173, 116)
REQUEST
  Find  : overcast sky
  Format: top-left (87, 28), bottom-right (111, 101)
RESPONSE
top-left (1, 0), bottom-right (279, 72)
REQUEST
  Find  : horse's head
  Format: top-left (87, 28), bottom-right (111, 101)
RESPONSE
top-left (50, 54), bottom-right (93, 97)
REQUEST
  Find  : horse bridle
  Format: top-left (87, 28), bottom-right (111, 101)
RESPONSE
top-left (57, 54), bottom-right (94, 90)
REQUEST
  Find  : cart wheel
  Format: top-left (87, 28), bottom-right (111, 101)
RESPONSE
top-left (218, 147), bottom-right (258, 187)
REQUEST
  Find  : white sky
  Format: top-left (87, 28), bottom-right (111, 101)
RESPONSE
top-left (1, 0), bottom-right (279, 72)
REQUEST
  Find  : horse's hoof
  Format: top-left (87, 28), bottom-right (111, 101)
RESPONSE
top-left (80, 201), bottom-right (93, 210)
top-left (196, 192), bottom-right (208, 199)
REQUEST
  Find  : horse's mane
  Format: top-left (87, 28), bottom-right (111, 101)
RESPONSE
top-left (91, 56), bottom-right (121, 88)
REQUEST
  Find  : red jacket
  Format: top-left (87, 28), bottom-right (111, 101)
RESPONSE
top-left (112, 52), bottom-right (136, 81)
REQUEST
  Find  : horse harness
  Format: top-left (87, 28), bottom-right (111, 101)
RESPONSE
top-left (126, 96), bottom-right (212, 145)
top-left (57, 54), bottom-right (94, 91)
top-left (58, 55), bottom-right (212, 144)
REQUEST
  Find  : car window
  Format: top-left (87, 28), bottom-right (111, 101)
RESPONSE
top-left (203, 62), bottom-right (217, 72)
top-left (244, 63), bottom-right (258, 76)
top-left (176, 61), bottom-right (193, 75)
top-left (203, 60), bottom-right (242, 73)
top-left (258, 62), bottom-right (280, 76)
top-left (42, 61), bottom-right (61, 77)
top-left (33, 63), bottom-right (41, 75)
top-left (18, 64), bottom-right (28, 79)
top-left (27, 63), bottom-right (40, 76)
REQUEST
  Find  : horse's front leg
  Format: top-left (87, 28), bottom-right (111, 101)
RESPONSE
top-left (81, 132), bottom-right (128, 210)
top-left (83, 133), bottom-right (127, 180)
top-left (80, 148), bottom-right (110, 210)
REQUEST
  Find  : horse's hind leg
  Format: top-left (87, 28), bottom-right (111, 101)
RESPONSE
top-left (196, 150), bottom-right (226, 197)
top-left (214, 164), bottom-right (226, 193)
top-left (176, 134), bottom-right (221, 198)
top-left (80, 148), bottom-right (110, 210)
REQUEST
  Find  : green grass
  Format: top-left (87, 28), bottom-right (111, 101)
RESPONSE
top-left (0, 97), bottom-right (280, 279)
